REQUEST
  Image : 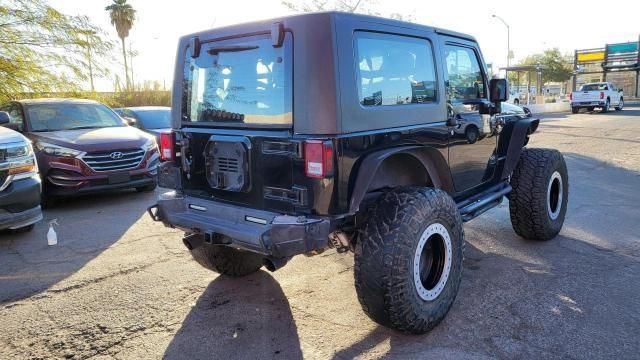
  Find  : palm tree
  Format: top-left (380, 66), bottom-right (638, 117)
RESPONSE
top-left (105, 0), bottom-right (136, 90)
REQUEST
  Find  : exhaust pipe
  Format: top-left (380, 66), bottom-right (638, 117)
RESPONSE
top-left (182, 233), bottom-right (204, 251)
top-left (263, 257), bottom-right (289, 272)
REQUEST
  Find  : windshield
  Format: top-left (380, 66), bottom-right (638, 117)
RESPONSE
top-left (135, 109), bottom-right (171, 129)
top-left (580, 83), bottom-right (608, 91)
top-left (26, 103), bottom-right (124, 132)
top-left (182, 33), bottom-right (292, 126)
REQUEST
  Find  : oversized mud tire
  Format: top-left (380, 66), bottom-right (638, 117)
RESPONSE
top-left (191, 238), bottom-right (263, 277)
top-left (354, 187), bottom-right (464, 334)
top-left (509, 148), bottom-right (568, 241)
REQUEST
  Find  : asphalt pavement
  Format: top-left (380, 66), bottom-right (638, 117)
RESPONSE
top-left (1, 106), bottom-right (639, 359)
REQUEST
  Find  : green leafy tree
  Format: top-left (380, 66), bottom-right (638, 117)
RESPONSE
top-left (105, 0), bottom-right (136, 90)
top-left (509, 48), bottom-right (572, 85)
top-left (0, 0), bottom-right (113, 103)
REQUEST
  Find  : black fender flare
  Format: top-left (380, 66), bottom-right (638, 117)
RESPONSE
top-left (498, 116), bottom-right (540, 179)
top-left (348, 146), bottom-right (454, 213)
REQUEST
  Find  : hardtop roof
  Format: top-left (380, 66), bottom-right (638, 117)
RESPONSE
top-left (180, 11), bottom-right (476, 43)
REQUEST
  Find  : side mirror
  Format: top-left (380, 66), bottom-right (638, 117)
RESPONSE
top-left (122, 116), bottom-right (137, 127)
top-left (0, 111), bottom-right (10, 125)
top-left (489, 79), bottom-right (509, 103)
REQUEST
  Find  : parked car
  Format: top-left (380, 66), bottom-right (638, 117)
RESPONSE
top-left (500, 102), bottom-right (532, 117)
top-left (0, 111), bottom-right (42, 233)
top-left (455, 102), bottom-right (532, 144)
top-left (507, 90), bottom-right (521, 105)
top-left (570, 82), bottom-right (623, 113)
top-left (0, 99), bottom-right (159, 204)
top-left (148, 12), bottom-right (568, 334)
top-left (113, 106), bottom-right (171, 141)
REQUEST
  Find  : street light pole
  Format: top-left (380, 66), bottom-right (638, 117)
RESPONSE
top-left (492, 14), bottom-right (510, 68)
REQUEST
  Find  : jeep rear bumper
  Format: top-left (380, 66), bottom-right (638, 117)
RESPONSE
top-left (149, 191), bottom-right (331, 258)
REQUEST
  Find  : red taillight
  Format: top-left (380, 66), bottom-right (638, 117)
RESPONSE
top-left (569, 93), bottom-right (572, 101)
top-left (304, 140), bottom-right (333, 178)
top-left (600, 91), bottom-right (605, 99)
top-left (159, 132), bottom-right (175, 161)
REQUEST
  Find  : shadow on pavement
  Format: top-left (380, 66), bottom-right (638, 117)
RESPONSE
top-left (164, 152), bottom-right (639, 358)
top-left (164, 271), bottom-right (302, 359)
top-left (0, 189), bottom-right (156, 303)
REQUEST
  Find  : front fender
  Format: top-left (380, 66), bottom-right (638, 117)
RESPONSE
top-left (498, 116), bottom-right (540, 179)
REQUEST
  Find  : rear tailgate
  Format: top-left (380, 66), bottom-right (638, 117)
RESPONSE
top-left (572, 91), bottom-right (600, 103)
top-left (177, 31), bottom-right (299, 213)
top-left (179, 128), bottom-right (302, 213)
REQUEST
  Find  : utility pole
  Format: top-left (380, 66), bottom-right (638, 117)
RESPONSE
top-left (492, 14), bottom-right (511, 68)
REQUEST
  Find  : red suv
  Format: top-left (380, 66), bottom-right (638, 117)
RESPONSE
top-left (0, 99), bottom-right (159, 204)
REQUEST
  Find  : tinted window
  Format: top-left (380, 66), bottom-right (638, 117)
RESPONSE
top-left (26, 103), bottom-right (125, 132)
top-left (443, 45), bottom-right (485, 100)
top-left (1, 104), bottom-right (24, 131)
top-left (183, 34), bottom-right (292, 126)
top-left (356, 32), bottom-right (437, 106)
top-left (135, 109), bottom-right (171, 129)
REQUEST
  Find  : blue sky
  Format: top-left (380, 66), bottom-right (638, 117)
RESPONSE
top-left (51, 0), bottom-right (640, 91)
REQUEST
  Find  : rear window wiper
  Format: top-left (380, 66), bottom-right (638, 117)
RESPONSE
top-left (207, 45), bottom-right (259, 55)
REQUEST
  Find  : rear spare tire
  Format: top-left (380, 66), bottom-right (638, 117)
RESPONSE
top-left (354, 187), bottom-right (464, 334)
top-left (509, 148), bottom-right (568, 241)
top-left (190, 236), bottom-right (263, 277)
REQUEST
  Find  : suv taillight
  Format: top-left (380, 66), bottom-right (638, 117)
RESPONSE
top-left (160, 132), bottom-right (175, 161)
top-left (569, 93), bottom-right (572, 101)
top-left (304, 140), bottom-right (333, 178)
top-left (600, 91), bottom-right (605, 99)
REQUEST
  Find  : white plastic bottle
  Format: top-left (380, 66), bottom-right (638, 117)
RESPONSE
top-left (47, 219), bottom-right (58, 246)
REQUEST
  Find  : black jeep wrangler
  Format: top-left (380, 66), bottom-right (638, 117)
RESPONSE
top-left (149, 12), bottom-right (568, 334)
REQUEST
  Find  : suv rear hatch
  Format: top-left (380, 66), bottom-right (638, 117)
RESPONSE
top-left (178, 32), bottom-right (301, 214)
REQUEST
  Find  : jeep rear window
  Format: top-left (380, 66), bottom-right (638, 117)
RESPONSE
top-left (182, 34), bottom-right (292, 127)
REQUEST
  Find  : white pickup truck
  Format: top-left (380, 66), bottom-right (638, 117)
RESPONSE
top-left (570, 82), bottom-right (623, 114)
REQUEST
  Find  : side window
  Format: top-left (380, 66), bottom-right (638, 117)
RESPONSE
top-left (4, 104), bottom-right (25, 131)
top-left (442, 45), bottom-right (486, 101)
top-left (355, 32), bottom-right (437, 106)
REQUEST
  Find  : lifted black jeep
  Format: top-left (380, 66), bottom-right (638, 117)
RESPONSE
top-left (149, 12), bottom-right (568, 334)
